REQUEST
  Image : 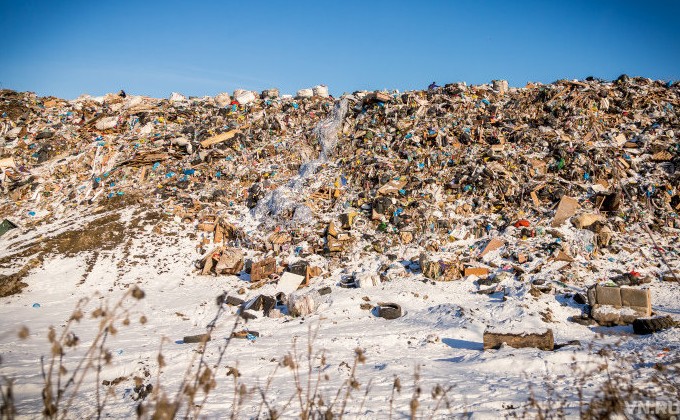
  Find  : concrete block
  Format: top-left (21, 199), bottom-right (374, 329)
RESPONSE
top-left (591, 304), bottom-right (622, 325)
top-left (591, 304), bottom-right (650, 326)
top-left (620, 287), bottom-right (651, 314)
top-left (596, 285), bottom-right (622, 307)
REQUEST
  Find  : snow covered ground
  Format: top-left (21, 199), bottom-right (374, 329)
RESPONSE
top-left (1, 207), bottom-right (679, 419)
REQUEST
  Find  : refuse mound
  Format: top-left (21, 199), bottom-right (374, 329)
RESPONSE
top-left (0, 78), bottom-right (678, 309)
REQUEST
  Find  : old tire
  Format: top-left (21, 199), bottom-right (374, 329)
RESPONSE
top-left (632, 316), bottom-right (675, 335)
top-left (376, 303), bottom-right (402, 320)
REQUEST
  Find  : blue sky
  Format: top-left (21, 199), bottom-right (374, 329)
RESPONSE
top-left (1, 0), bottom-right (678, 99)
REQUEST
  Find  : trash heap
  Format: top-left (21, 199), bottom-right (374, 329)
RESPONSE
top-left (1, 77), bottom-right (679, 331)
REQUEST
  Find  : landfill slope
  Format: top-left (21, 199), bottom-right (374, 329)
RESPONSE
top-left (0, 78), bottom-right (679, 417)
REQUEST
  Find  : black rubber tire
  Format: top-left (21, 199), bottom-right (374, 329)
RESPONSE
top-left (376, 303), bottom-right (402, 320)
top-left (633, 316), bottom-right (675, 335)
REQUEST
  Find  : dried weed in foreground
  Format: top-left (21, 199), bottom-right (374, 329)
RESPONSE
top-left (18, 289), bottom-right (661, 418)
top-left (37, 287), bottom-right (146, 419)
top-left (516, 341), bottom-right (680, 419)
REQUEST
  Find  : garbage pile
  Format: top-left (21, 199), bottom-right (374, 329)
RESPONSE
top-left (1, 77), bottom-right (679, 329)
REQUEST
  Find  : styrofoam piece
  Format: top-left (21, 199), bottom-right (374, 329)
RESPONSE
top-left (214, 92), bottom-right (231, 107)
top-left (277, 272), bottom-right (305, 295)
top-left (234, 90), bottom-right (256, 105)
top-left (296, 88), bottom-right (313, 98)
top-left (313, 85), bottom-right (329, 97)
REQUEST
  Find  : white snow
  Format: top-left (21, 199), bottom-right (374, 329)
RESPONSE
top-left (0, 211), bottom-right (679, 418)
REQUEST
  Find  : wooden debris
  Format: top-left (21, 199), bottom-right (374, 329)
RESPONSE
top-left (183, 334), bottom-right (211, 344)
top-left (465, 267), bottom-right (490, 277)
top-left (119, 151), bottom-right (170, 168)
top-left (250, 258), bottom-right (276, 282)
top-left (483, 329), bottom-right (554, 351)
top-left (200, 125), bottom-right (249, 148)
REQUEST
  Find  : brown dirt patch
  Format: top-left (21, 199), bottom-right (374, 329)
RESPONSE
top-left (53, 213), bottom-right (126, 256)
top-left (0, 257), bottom-right (40, 297)
top-left (0, 209), bottom-right (161, 297)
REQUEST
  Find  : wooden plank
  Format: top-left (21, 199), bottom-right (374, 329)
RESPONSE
top-left (530, 190), bottom-right (541, 207)
top-left (483, 329), bottom-right (554, 350)
top-left (200, 125), bottom-right (249, 148)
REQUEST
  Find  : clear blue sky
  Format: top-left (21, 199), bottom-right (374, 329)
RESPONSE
top-left (1, 0), bottom-right (678, 99)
